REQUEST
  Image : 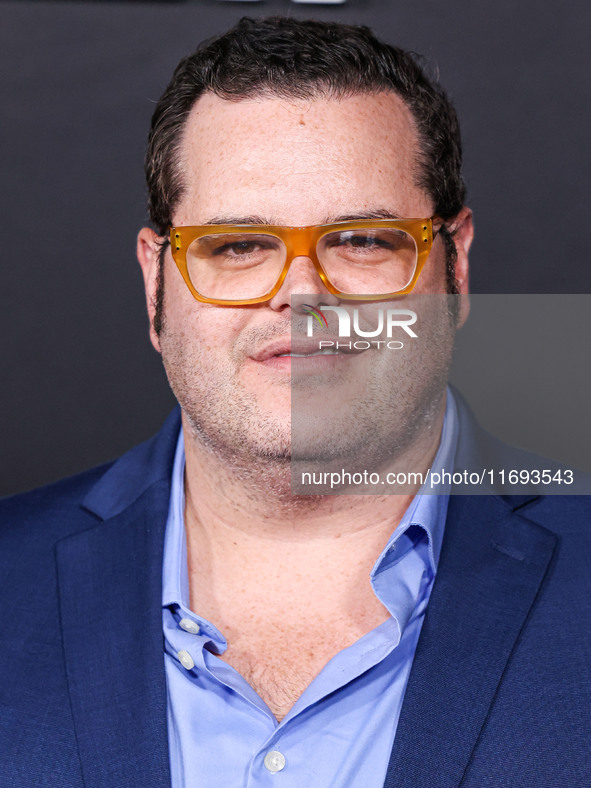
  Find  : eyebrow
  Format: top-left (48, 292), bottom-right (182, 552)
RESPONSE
top-left (204, 209), bottom-right (403, 226)
top-left (328, 209), bottom-right (403, 223)
top-left (205, 215), bottom-right (270, 226)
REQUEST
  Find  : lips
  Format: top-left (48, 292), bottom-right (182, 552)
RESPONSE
top-left (249, 337), bottom-right (368, 362)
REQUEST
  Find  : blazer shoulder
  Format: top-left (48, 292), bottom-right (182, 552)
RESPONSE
top-left (519, 493), bottom-right (591, 540)
top-left (452, 387), bottom-right (591, 499)
top-left (0, 462), bottom-right (114, 547)
top-left (0, 408), bottom-right (181, 557)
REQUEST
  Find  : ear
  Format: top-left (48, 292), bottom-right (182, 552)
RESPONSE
top-left (449, 206), bottom-right (474, 329)
top-left (137, 227), bottom-right (164, 353)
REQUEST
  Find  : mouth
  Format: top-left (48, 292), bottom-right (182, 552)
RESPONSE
top-left (248, 338), bottom-right (370, 376)
top-left (251, 338), bottom-right (369, 363)
top-left (277, 347), bottom-right (346, 358)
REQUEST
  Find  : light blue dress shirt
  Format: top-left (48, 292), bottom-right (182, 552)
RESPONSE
top-left (162, 392), bottom-right (458, 788)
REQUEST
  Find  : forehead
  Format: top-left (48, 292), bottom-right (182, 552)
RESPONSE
top-left (175, 90), bottom-right (431, 225)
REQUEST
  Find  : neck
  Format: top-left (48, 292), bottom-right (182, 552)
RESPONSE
top-left (180, 398), bottom-right (445, 544)
top-left (181, 402), bottom-right (445, 692)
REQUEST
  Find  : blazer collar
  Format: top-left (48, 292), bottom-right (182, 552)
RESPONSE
top-left (56, 408), bottom-right (181, 788)
top-left (383, 492), bottom-right (557, 788)
top-left (82, 407), bottom-right (181, 520)
top-left (382, 392), bottom-right (556, 787)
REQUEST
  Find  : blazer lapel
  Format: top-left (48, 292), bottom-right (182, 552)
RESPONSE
top-left (383, 493), bottom-right (557, 788)
top-left (56, 411), bottom-right (180, 788)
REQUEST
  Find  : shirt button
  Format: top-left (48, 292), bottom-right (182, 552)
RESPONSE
top-left (177, 649), bottom-right (195, 670)
top-left (264, 750), bottom-right (286, 773)
top-left (179, 617), bottom-right (200, 634)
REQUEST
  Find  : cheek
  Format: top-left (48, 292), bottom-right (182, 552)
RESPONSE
top-left (161, 275), bottom-right (250, 370)
top-left (162, 259), bottom-right (224, 343)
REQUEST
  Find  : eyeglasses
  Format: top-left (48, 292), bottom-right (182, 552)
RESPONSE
top-left (169, 218), bottom-right (442, 305)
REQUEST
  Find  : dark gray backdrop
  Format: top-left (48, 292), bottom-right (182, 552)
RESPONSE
top-left (2, 0), bottom-right (590, 496)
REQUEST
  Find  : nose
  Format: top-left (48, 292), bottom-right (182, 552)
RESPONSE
top-left (267, 255), bottom-right (340, 312)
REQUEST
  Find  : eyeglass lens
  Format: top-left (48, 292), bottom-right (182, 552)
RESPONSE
top-left (185, 228), bottom-right (418, 300)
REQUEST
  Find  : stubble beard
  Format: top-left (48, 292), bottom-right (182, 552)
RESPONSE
top-left (289, 297), bottom-right (457, 489)
top-left (157, 295), bottom-right (458, 499)
top-left (159, 315), bottom-right (294, 496)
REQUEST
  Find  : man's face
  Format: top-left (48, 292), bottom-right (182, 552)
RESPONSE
top-left (138, 91), bottom-right (472, 480)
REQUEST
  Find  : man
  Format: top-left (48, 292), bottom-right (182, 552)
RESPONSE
top-left (1, 16), bottom-right (589, 788)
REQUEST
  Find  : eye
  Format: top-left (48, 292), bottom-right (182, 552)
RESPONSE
top-left (326, 232), bottom-right (399, 251)
top-left (188, 233), bottom-right (284, 274)
top-left (347, 235), bottom-right (391, 249)
top-left (325, 232), bottom-right (397, 256)
top-left (214, 240), bottom-right (263, 256)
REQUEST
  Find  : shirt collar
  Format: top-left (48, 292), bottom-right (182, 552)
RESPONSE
top-left (162, 429), bottom-right (189, 609)
top-left (374, 386), bottom-right (459, 577)
top-left (162, 388), bottom-right (459, 610)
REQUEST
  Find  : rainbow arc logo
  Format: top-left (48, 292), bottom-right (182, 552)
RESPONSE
top-left (301, 304), bottom-right (328, 328)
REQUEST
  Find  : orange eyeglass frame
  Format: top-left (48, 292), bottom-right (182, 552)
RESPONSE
top-left (168, 218), bottom-right (442, 306)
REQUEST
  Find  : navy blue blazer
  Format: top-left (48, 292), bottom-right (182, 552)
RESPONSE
top-left (1, 404), bottom-right (590, 787)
